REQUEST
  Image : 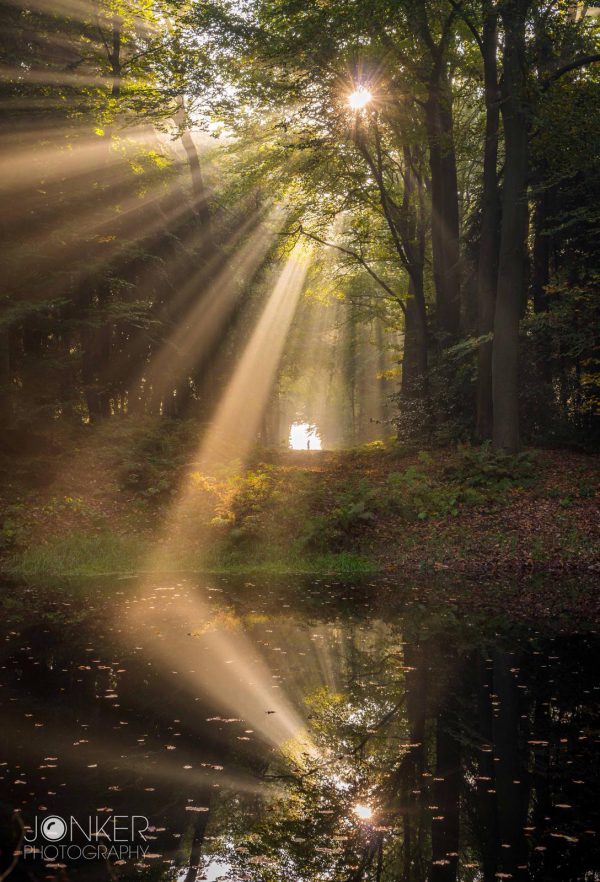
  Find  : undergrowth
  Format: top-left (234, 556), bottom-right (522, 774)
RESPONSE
top-left (3, 529), bottom-right (373, 578)
top-left (208, 445), bottom-right (539, 556)
top-left (4, 428), bottom-right (593, 579)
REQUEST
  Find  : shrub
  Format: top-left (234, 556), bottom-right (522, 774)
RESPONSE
top-left (386, 467), bottom-right (460, 520)
top-left (446, 444), bottom-right (536, 495)
top-left (117, 420), bottom-right (197, 502)
top-left (299, 479), bottom-right (378, 551)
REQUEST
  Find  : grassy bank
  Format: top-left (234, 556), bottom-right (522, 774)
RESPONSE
top-left (1, 420), bottom-right (598, 580)
top-left (4, 532), bottom-right (374, 579)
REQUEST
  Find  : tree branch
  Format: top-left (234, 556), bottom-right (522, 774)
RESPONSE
top-left (542, 53), bottom-right (600, 89)
top-left (439, 7), bottom-right (459, 58)
top-left (445, 0), bottom-right (484, 52)
top-left (297, 226), bottom-right (406, 314)
top-left (95, 14), bottom-right (111, 62)
top-left (352, 131), bottom-right (411, 269)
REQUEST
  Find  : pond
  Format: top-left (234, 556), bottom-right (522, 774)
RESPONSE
top-left (0, 576), bottom-right (598, 881)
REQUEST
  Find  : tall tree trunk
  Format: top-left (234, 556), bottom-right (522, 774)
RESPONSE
top-left (80, 12), bottom-right (122, 423)
top-left (430, 705), bottom-right (461, 882)
top-left (401, 273), bottom-right (428, 401)
top-left (475, 653), bottom-right (498, 881)
top-left (400, 149), bottom-right (429, 404)
top-left (475, 5), bottom-right (501, 441)
top-left (352, 129), bottom-right (429, 414)
top-left (426, 69), bottom-right (461, 341)
top-left (346, 303), bottom-right (359, 443)
top-left (492, 650), bottom-right (530, 879)
top-left (183, 797), bottom-right (211, 882)
top-left (174, 98), bottom-right (213, 245)
top-left (80, 283), bottom-right (112, 421)
top-left (492, 1), bottom-right (530, 452)
top-left (109, 16), bottom-right (122, 99)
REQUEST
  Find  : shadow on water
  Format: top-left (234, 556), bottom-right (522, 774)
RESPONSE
top-left (0, 575), bottom-right (598, 881)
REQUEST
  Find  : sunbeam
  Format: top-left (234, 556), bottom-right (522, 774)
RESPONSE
top-left (124, 583), bottom-right (317, 758)
top-left (196, 242), bottom-right (311, 470)
top-left (3, 0), bottom-right (598, 880)
top-left (122, 245), bottom-right (317, 772)
top-left (139, 205), bottom-right (284, 405)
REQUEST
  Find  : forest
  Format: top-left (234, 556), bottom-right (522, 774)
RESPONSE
top-left (2, 0), bottom-right (599, 443)
top-left (1, 0), bottom-right (599, 580)
top-left (1, 4), bottom-right (600, 881)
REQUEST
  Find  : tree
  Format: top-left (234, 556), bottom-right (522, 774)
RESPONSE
top-left (491, 0), bottom-right (531, 452)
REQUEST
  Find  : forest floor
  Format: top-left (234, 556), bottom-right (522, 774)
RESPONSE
top-left (0, 422), bottom-right (598, 600)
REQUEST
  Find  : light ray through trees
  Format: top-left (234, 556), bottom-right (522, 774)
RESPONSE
top-left (138, 205), bottom-right (285, 408)
top-left (195, 242), bottom-right (311, 470)
top-left (121, 247), bottom-right (315, 763)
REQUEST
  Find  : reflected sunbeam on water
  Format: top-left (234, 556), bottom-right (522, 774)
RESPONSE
top-left (0, 575), bottom-right (598, 881)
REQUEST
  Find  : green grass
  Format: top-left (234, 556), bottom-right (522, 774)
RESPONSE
top-left (2, 442), bottom-right (594, 583)
top-left (1, 530), bottom-right (376, 579)
top-left (201, 550), bottom-right (377, 576)
top-left (2, 531), bottom-right (148, 577)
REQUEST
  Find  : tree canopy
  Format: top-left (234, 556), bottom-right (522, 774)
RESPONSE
top-left (1, 0), bottom-right (599, 452)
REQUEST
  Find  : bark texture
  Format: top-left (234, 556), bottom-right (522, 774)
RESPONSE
top-left (492, 0), bottom-right (531, 452)
top-left (475, 4), bottom-right (501, 441)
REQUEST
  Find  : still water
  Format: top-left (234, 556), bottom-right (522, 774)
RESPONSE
top-left (0, 576), bottom-right (598, 881)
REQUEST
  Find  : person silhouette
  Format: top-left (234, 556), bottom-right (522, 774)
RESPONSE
top-left (307, 437), bottom-right (311, 451)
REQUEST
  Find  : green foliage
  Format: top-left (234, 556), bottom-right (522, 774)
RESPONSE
top-left (118, 420), bottom-right (197, 502)
top-left (446, 445), bottom-right (537, 494)
top-left (3, 529), bottom-right (374, 578)
top-left (386, 467), bottom-right (460, 520)
top-left (2, 436), bottom-right (595, 579)
top-left (214, 446), bottom-right (541, 561)
top-left (393, 337), bottom-right (480, 449)
top-left (299, 479), bottom-right (379, 551)
top-left (0, 502), bottom-right (26, 552)
top-left (521, 280), bottom-right (600, 447)
top-left (226, 466), bottom-right (282, 540)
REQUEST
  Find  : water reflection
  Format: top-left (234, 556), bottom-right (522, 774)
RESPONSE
top-left (0, 576), bottom-right (598, 880)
